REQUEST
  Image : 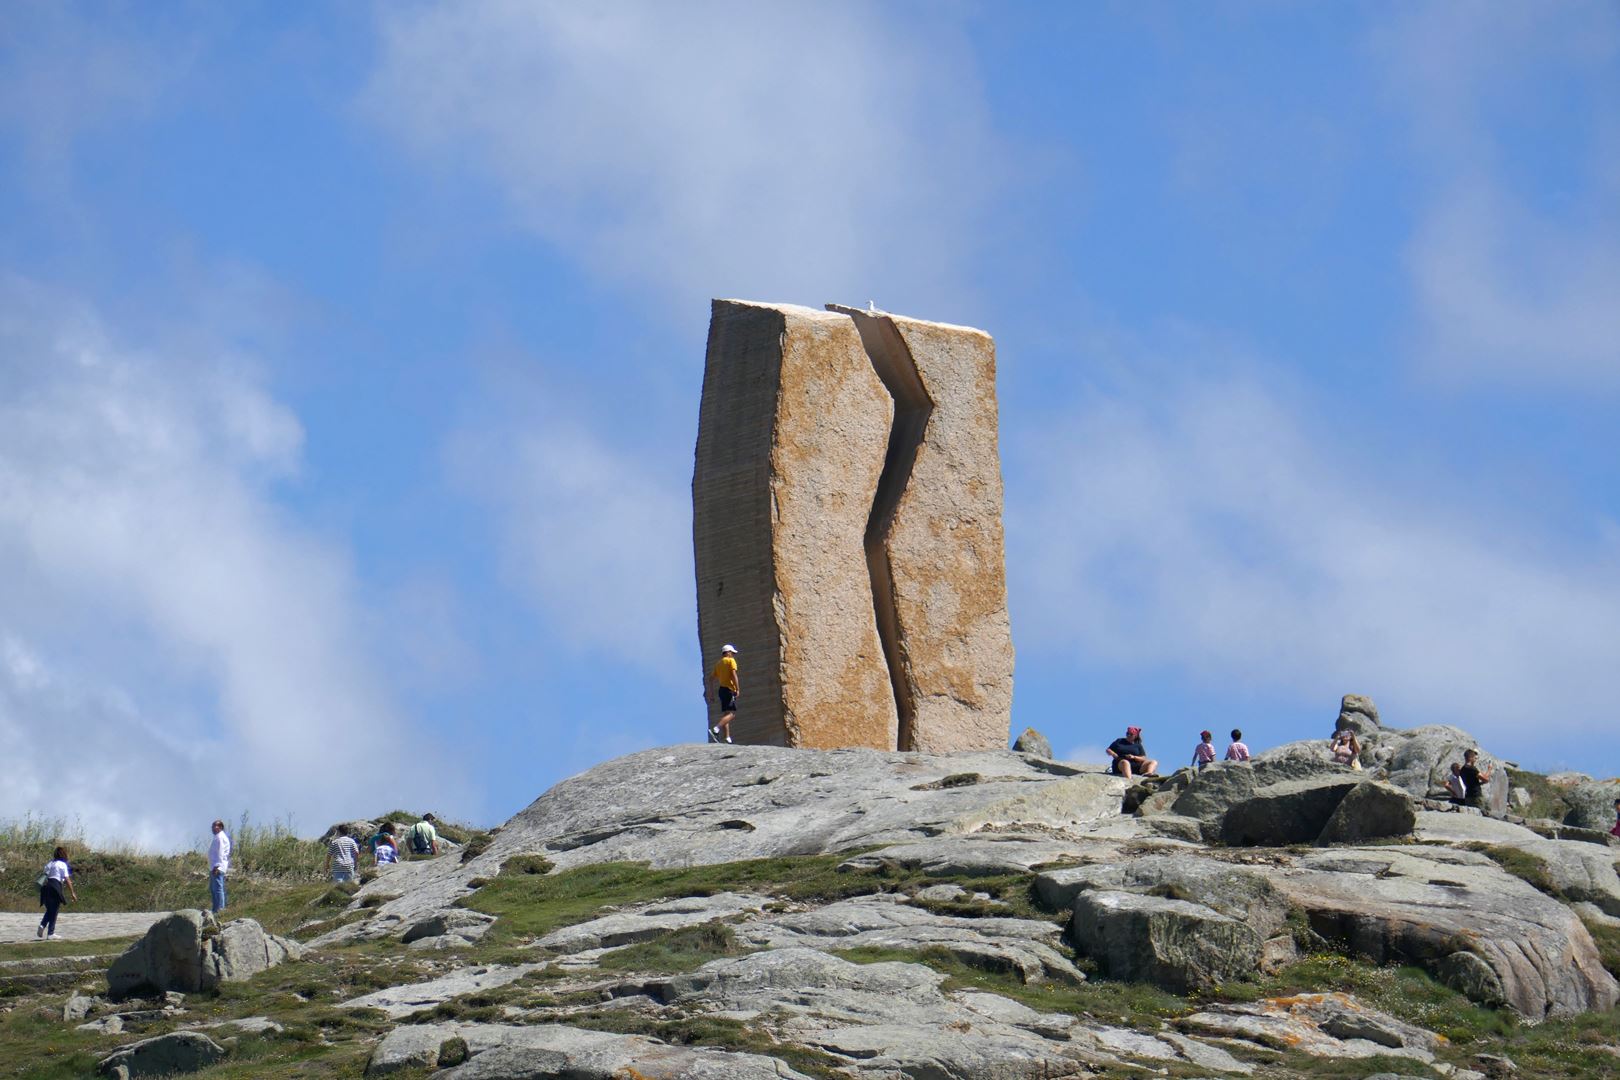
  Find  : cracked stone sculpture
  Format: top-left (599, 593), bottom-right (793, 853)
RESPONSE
top-left (692, 299), bottom-right (1013, 751)
top-left (693, 300), bottom-right (899, 749)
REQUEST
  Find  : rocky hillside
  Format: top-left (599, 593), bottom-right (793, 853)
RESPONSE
top-left (5, 712), bottom-right (1619, 1079)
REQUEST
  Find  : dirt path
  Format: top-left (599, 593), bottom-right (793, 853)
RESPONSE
top-left (0, 911), bottom-right (168, 944)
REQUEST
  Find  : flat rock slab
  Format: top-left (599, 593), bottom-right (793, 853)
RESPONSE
top-left (535, 892), bottom-right (769, 955)
top-left (1415, 810), bottom-right (1620, 918)
top-left (651, 947), bottom-right (1248, 1077)
top-left (343, 964), bottom-right (540, 1019)
top-left (0, 912), bottom-right (167, 944)
top-left (1178, 992), bottom-right (1437, 1061)
top-left (367, 1021), bottom-right (816, 1078)
top-left (735, 893), bottom-right (1083, 984)
top-left (840, 834), bottom-right (1092, 877)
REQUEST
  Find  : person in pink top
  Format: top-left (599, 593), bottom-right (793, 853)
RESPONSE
top-left (1225, 729), bottom-right (1251, 762)
top-left (1610, 797), bottom-right (1619, 839)
top-left (1192, 730), bottom-right (1216, 770)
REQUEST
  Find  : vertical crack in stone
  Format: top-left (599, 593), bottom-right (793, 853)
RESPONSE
top-left (829, 305), bottom-right (933, 751)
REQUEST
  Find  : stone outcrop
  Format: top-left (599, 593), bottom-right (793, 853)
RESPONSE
top-left (1277, 846), bottom-right (1618, 1018)
top-left (317, 736), bottom-right (1617, 1031)
top-left (1563, 779), bottom-right (1620, 832)
top-left (692, 299), bottom-right (1012, 752)
top-left (1012, 727), bottom-right (1053, 758)
top-left (106, 911), bottom-right (302, 998)
top-left (1139, 755), bottom-right (1415, 847)
top-left (97, 1031), bottom-right (225, 1077)
top-left (1221, 778), bottom-right (1414, 847)
top-left (1177, 992), bottom-right (1441, 1062)
top-left (1070, 889), bottom-right (1261, 991)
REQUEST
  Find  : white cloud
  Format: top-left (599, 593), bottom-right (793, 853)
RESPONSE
top-left (1376, 2), bottom-right (1620, 388)
top-left (1408, 180), bottom-right (1620, 388)
top-left (361, 0), bottom-right (1004, 315)
top-left (1009, 354), bottom-right (1620, 750)
top-left (446, 381), bottom-right (692, 682)
top-left (0, 276), bottom-right (448, 849)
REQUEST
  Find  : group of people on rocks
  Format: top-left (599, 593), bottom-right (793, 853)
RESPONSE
top-left (35, 812), bottom-right (446, 942)
top-left (1103, 727), bottom-right (1251, 779)
top-left (324, 816), bottom-right (440, 885)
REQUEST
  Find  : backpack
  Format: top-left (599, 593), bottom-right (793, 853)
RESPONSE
top-left (409, 824), bottom-right (432, 854)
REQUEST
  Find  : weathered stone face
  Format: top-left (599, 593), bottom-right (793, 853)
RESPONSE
top-left (692, 299), bottom-right (1013, 752)
top-left (693, 300), bottom-right (897, 749)
top-left (829, 306), bottom-right (1014, 753)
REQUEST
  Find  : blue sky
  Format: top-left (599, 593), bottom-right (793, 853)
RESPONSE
top-left (2, 1), bottom-right (1617, 849)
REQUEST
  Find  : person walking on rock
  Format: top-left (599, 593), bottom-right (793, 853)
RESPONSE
top-left (1225, 729), bottom-right (1250, 762)
top-left (406, 814), bottom-right (440, 858)
top-left (375, 829), bottom-right (399, 866)
top-left (1106, 726), bottom-right (1158, 779)
top-left (1459, 749), bottom-right (1492, 809)
top-left (326, 826), bottom-right (361, 883)
top-left (1191, 730), bottom-right (1216, 770)
top-left (705, 644), bottom-right (740, 744)
top-left (37, 846), bottom-right (77, 940)
top-left (208, 818), bottom-right (231, 914)
top-left (370, 822), bottom-right (400, 865)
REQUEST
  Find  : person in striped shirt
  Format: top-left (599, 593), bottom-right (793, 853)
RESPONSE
top-left (326, 826), bottom-right (361, 883)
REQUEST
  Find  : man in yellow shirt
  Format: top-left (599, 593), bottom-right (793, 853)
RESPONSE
top-left (705, 644), bottom-right (739, 743)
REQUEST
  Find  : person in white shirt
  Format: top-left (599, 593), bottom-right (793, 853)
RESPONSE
top-left (208, 819), bottom-right (232, 914)
top-left (38, 846), bottom-right (78, 940)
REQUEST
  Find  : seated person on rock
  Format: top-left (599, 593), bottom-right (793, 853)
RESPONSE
top-left (1225, 728), bottom-right (1250, 762)
top-left (1458, 749), bottom-right (1492, 809)
top-left (1329, 728), bottom-right (1361, 770)
top-left (1107, 726), bottom-right (1158, 779)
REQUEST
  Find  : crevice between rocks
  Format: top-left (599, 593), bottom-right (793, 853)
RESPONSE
top-left (827, 304), bottom-right (933, 752)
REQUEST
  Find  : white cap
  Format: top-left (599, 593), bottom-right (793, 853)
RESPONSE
top-left (721, 643), bottom-right (737, 654)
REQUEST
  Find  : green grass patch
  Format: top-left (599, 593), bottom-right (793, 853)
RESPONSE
top-left (461, 852), bottom-right (1058, 951)
top-left (1506, 768), bottom-right (1575, 823)
top-left (0, 812), bottom-right (330, 917)
top-left (1581, 917), bottom-right (1620, 982)
top-left (835, 944), bottom-right (1186, 1028)
top-left (0, 936), bottom-right (136, 963)
top-left (594, 920), bottom-right (749, 974)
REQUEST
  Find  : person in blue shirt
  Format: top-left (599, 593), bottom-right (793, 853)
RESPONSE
top-left (1106, 726), bottom-right (1158, 779)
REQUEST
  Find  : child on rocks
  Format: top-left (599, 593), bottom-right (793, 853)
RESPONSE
top-left (1192, 730), bottom-right (1216, 770)
top-left (1225, 729), bottom-right (1250, 762)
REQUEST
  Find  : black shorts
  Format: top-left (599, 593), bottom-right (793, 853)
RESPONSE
top-left (718, 687), bottom-right (737, 713)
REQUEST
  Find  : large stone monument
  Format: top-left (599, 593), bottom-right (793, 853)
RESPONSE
top-left (692, 299), bottom-right (1013, 751)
